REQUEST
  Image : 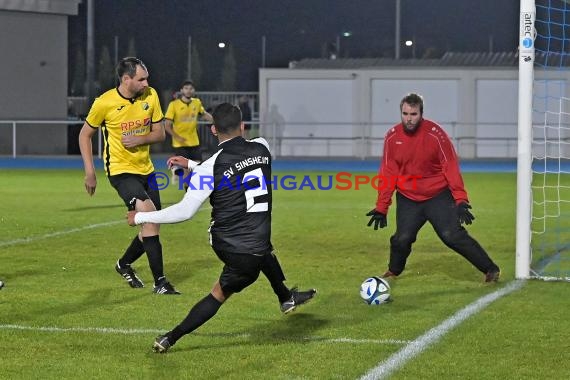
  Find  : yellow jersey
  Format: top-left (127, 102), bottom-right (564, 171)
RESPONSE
top-left (86, 87), bottom-right (164, 176)
top-left (164, 97), bottom-right (206, 148)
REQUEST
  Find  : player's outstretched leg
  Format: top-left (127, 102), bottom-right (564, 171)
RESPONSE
top-left (485, 267), bottom-right (501, 282)
top-left (382, 270), bottom-right (398, 279)
top-left (153, 278), bottom-right (181, 295)
top-left (280, 287), bottom-right (317, 314)
top-left (152, 335), bottom-right (171, 353)
top-left (115, 261), bottom-right (144, 288)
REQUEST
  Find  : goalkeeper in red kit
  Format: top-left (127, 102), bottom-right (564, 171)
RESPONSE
top-left (366, 93), bottom-right (501, 283)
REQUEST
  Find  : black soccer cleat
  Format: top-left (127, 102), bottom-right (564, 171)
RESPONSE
top-left (382, 270), bottom-right (397, 279)
top-left (115, 261), bottom-right (144, 288)
top-left (485, 268), bottom-right (501, 283)
top-left (280, 287), bottom-right (317, 314)
top-left (152, 335), bottom-right (172, 353)
top-left (153, 279), bottom-right (181, 295)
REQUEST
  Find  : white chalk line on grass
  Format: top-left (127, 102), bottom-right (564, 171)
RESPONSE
top-left (0, 324), bottom-right (163, 335)
top-left (360, 280), bottom-right (526, 380)
top-left (305, 336), bottom-right (411, 345)
top-left (0, 324), bottom-right (411, 346)
top-left (0, 206), bottom-right (212, 249)
top-left (0, 220), bottom-right (123, 248)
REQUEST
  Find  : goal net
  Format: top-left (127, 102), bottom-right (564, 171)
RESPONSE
top-left (518, 0), bottom-right (570, 280)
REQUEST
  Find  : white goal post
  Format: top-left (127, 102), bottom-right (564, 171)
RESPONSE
top-left (517, 0), bottom-right (570, 281)
top-left (516, 0), bottom-right (535, 279)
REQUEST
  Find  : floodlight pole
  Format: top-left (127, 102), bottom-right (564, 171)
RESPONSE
top-left (114, 35), bottom-right (119, 65)
top-left (262, 35), bottom-right (266, 68)
top-left (187, 35), bottom-right (192, 79)
top-left (395, 0), bottom-right (401, 59)
top-left (86, 0), bottom-right (95, 105)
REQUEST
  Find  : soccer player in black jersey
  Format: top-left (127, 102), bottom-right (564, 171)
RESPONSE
top-left (127, 103), bottom-right (316, 353)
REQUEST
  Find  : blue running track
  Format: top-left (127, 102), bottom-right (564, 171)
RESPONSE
top-left (0, 156), bottom-right (518, 172)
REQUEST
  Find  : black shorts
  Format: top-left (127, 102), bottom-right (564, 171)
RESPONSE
top-left (174, 146), bottom-right (202, 162)
top-left (214, 249), bottom-right (267, 294)
top-left (108, 173), bottom-right (162, 210)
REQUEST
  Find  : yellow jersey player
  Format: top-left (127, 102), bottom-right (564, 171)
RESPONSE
top-left (164, 81), bottom-right (213, 183)
top-left (79, 57), bottom-right (180, 295)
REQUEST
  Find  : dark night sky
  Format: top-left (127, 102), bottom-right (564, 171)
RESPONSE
top-left (68, 0), bottom-right (518, 93)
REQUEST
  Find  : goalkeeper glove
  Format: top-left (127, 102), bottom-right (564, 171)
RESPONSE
top-left (457, 202), bottom-right (475, 225)
top-left (366, 209), bottom-right (387, 230)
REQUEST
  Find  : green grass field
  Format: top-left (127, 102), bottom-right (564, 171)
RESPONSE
top-left (1, 169), bottom-right (568, 379)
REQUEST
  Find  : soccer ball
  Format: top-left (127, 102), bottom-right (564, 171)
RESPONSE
top-left (359, 276), bottom-right (391, 305)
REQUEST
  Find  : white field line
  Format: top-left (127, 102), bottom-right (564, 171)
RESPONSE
top-left (304, 336), bottom-right (411, 345)
top-left (360, 280), bottom-right (525, 380)
top-left (0, 220), bottom-right (123, 248)
top-left (0, 206), bottom-right (211, 248)
top-left (0, 324), bottom-right (163, 335)
top-left (0, 324), bottom-right (411, 345)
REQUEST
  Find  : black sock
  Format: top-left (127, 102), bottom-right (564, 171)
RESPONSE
top-left (168, 294), bottom-right (223, 344)
top-left (270, 282), bottom-right (291, 303)
top-left (260, 253), bottom-right (290, 303)
top-left (118, 235), bottom-right (145, 267)
top-left (142, 235), bottom-right (164, 284)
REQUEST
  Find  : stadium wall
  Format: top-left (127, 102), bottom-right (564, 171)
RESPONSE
top-left (259, 67), bottom-right (570, 159)
top-left (0, 1), bottom-right (80, 154)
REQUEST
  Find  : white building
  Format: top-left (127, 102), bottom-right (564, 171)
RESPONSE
top-left (0, 0), bottom-right (81, 154)
top-left (259, 52), bottom-right (570, 159)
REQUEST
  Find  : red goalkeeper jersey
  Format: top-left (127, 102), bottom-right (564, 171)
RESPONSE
top-left (375, 118), bottom-right (468, 214)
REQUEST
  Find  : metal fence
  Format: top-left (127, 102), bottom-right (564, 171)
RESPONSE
top-left (68, 92), bottom-right (259, 120)
top-left (0, 119), bottom-right (520, 160)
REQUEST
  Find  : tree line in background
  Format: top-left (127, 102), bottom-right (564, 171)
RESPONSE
top-left (70, 37), bottom-right (238, 97)
top-left (69, 34), bottom-right (441, 99)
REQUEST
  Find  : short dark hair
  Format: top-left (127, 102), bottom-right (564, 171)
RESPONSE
top-left (212, 103), bottom-right (242, 134)
top-left (116, 57), bottom-right (147, 80)
top-left (400, 93), bottom-right (424, 114)
top-left (181, 80), bottom-right (195, 88)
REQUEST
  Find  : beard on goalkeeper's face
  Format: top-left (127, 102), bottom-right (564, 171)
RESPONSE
top-left (402, 119), bottom-right (420, 134)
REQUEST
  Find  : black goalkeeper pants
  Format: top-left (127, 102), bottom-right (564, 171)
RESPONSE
top-left (388, 189), bottom-right (499, 275)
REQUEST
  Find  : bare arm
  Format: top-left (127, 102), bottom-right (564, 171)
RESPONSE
top-left (78, 122), bottom-right (98, 196)
top-left (164, 119), bottom-right (185, 143)
top-left (121, 121), bottom-right (166, 148)
top-left (164, 119), bottom-right (174, 136)
top-left (201, 111), bottom-right (213, 124)
top-left (167, 156), bottom-right (199, 171)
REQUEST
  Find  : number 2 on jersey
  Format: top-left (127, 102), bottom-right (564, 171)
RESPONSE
top-left (243, 167), bottom-right (268, 213)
